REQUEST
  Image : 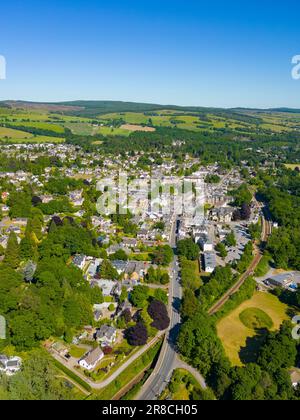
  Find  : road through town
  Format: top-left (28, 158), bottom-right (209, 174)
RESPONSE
top-left (137, 218), bottom-right (206, 400)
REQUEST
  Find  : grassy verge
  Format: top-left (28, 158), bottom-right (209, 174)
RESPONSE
top-left (254, 254), bottom-right (272, 277)
top-left (121, 367), bottom-right (154, 400)
top-left (160, 369), bottom-right (215, 401)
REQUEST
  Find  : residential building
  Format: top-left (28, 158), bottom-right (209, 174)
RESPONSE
top-left (95, 325), bottom-right (117, 346)
top-left (203, 252), bottom-right (217, 273)
top-left (209, 207), bottom-right (234, 223)
top-left (79, 347), bottom-right (104, 371)
top-left (197, 233), bottom-right (214, 252)
top-left (94, 310), bottom-right (103, 322)
top-left (111, 260), bottom-right (128, 275)
top-left (124, 261), bottom-right (150, 281)
top-left (290, 369), bottom-right (300, 388)
top-left (91, 279), bottom-right (117, 297)
top-left (122, 237), bottom-right (138, 249)
top-left (72, 254), bottom-right (87, 270)
top-left (0, 355), bottom-right (22, 376)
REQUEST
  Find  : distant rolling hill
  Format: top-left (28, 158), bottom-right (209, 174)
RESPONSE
top-left (1, 100), bottom-right (300, 136)
top-left (1, 99), bottom-right (300, 117)
top-left (0, 99), bottom-right (223, 117)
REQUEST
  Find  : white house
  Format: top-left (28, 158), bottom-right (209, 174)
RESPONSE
top-left (290, 369), bottom-right (300, 388)
top-left (79, 347), bottom-right (104, 371)
top-left (197, 234), bottom-right (214, 252)
top-left (0, 355), bottom-right (22, 376)
top-left (203, 252), bottom-right (217, 274)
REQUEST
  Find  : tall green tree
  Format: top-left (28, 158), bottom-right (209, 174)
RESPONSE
top-left (3, 232), bottom-right (20, 269)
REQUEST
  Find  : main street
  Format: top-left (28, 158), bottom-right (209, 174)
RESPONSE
top-left (137, 217), bottom-right (182, 399)
top-left (137, 217), bottom-right (206, 400)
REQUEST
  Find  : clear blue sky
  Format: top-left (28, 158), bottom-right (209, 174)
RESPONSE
top-left (0, 0), bottom-right (300, 108)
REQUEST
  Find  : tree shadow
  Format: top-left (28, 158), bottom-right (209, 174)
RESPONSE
top-left (167, 323), bottom-right (181, 352)
top-left (239, 328), bottom-right (268, 364)
top-left (172, 297), bottom-right (181, 313)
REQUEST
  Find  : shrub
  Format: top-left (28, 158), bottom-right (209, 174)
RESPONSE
top-left (148, 299), bottom-right (170, 331)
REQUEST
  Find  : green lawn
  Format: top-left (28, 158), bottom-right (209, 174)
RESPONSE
top-left (69, 345), bottom-right (87, 359)
top-left (285, 164), bottom-right (300, 170)
top-left (0, 135), bottom-right (65, 144)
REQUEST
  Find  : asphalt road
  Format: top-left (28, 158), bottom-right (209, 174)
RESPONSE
top-left (137, 261), bottom-right (182, 400)
top-left (137, 218), bottom-right (183, 400)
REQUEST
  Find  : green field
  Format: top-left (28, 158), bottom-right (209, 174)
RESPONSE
top-left (100, 111), bottom-right (203, 131)
top-left (217, 292), bottom-right (290, 366)
top-left (99, 111), bottom-right (278, 134)
top-left (97, 126), bottom-right (132, 136)
top-left (4, 121), bottom-right (66, 133)
top-left (63, 122), bottom-right (132, 137)
top-left (0, 132), bottom-right (64, 144)
top-left (0, 111), bottom-right (50, 121)
top-left (64, 122), bottom-right (96, 136)
top-left (0, 126), bottom-right (32, 139)
top-left (0, 104), bottom-right (299, 140)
